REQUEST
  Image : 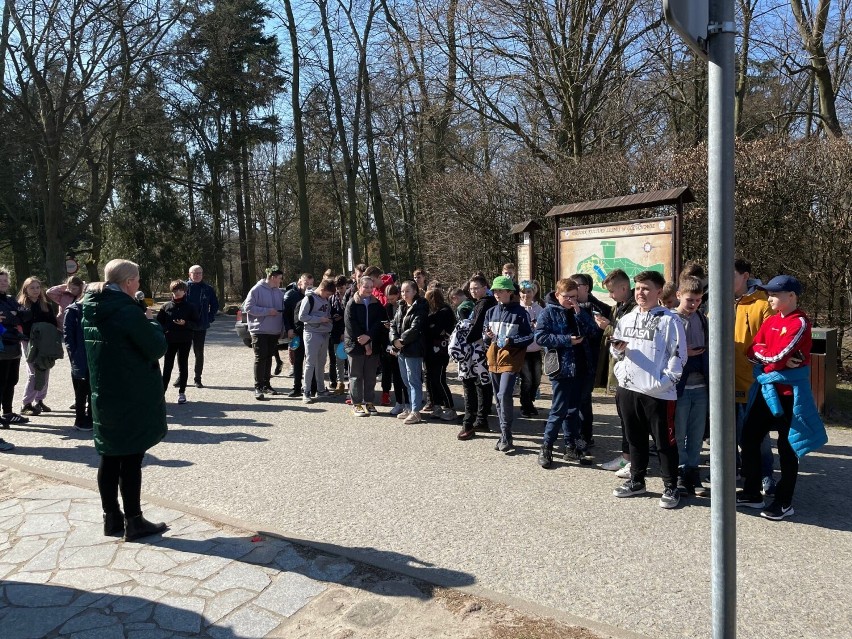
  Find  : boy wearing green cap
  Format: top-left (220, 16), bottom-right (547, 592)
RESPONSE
top-left (483, 275), bottom-right (533, 453)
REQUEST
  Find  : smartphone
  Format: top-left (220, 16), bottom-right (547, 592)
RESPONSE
top-left (592, 310), bottom-right (601, 316)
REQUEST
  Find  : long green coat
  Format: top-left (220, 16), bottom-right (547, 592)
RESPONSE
top-left (82, 285), bottom-right (168, 456)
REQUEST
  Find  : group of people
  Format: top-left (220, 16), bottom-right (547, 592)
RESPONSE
top-left (0, 251), bottom-right (827, 543)
top-left (244, 258), bottom-right (826, 519)
top-left (0, 261), bottom-right (220, 541)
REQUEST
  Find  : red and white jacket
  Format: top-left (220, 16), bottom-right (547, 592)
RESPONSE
top-left (746, 308), bottom-right (812, 396)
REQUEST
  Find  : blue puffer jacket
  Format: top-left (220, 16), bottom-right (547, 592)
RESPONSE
top-left (745, 365), bottom-right (827, 458)
top-left (63, 301), bottom-right (88, 379)
top-left (534, 300), bottom-right (600, 379)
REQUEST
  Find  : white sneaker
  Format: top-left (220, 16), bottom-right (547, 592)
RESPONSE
top-left (600, 455), bottom-right (628, 471)
top-left (615, 463), bottom-right (632, 479)
top-left (389, 403), bottom-right (405, 416)
top-left (403, 411), bottom-right (422, 425)
top-left (177, 393), bottom-right (187, 404)
top-left (396, 409), bottom-right (411, 420)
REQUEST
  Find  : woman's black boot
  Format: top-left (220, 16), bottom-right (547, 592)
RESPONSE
top-left (124, 514), bottom-right (167, 542)
top-left (103, 510), bottom-right (125, 537)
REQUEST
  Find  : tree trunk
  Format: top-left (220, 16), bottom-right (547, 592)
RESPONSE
top-left (230, 110), bottom-right (250, 296)
top-left (240, 125), bottom-right (257, 283)
top-left (283, 0), bottom-right (312, 274)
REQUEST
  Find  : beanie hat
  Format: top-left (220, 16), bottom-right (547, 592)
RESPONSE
top-left (490, 275), bottom-right (515, 291)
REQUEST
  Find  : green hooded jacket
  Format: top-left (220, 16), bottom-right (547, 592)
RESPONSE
top-left (82, 285), bottom-right (168, 456)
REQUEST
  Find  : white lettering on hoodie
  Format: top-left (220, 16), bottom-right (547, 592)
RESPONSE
top-left (611, 305), bottom-right (687, 400)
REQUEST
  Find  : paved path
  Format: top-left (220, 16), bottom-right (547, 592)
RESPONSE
top-left (0, 466), bottom-right (608, 639)
top-left (1, 321), bottom-right (851, 638)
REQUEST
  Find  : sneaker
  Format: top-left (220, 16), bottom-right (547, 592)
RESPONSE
top-left (35, 401), bottom-right (51, 413)
top-left (389, 403), bottom-right (406, 416)
top-left (74, 420), bottom-right (94, 431)
top-left (254, 389), bottom-right (266, 401)
top-left (286, 389), bottom-right (302, 398)
top-left (345, 398), bottom-right (352, 405)
top-left (351, 404), bottom-right (369, 417)
top-left (177, 393), bottom-right (187, 405)
top-left (694, 477), bottom-right (710, 497)
top-left (538, 445), bottom-right (553, 468)
top-left (457, 426), bottom-right (476, 440)
top-left (334, 382), bottom-right (346, 395)
top-left (302, 395), bottom-right (315, 404)
top-left (69, 403), bottom-right (77, 410)
top-left (473, 421), bottom-right (491, 432)
top-left (365, 403), bottom-right (378, 415)
top-left (600, 455), bottom-right (628, 472)
top-left (521, 407), bottom-right (539, 418)
top-left (422, 403), bottom-right (434, 414)
top-left (429, 406), bottom-right (446, 419)
top-left (615, 463), bottom-right (633, 479)
top-left (0, 438), bottom-right (14, 452)
top-left (613, 479), bottom-right (647, 498)
top-left (396, 409), bottom-right (411, 420)
top-left (380, 392), bottom-right (391, 406)
top-left (659, 486), bottom-right (680, 509)
top-left (761, 477), bottom-right (777, 497)
top-left (0, 416), bottom-right (8, 430)
top-left (677, 470), bottom-right (694, 496)
top-left (496, 438), bottom-right (515, 454)
top-left (3, 413), bottom-right (29, 425)
top-left (194, 380), bottom-right (204, 388)
top-left (20, 403), bottom-right (39, 416)
top-left (760, 501), bottom-right (794, 521)
top-left (735, 490), bottom-right (764, 509)
top-left (274, 362), bottom-right (283, 376)
top-left (263, 386), bottom-right (283, 396)
top-left (440, 408), bottom-right (458, 421)
top-left (172, 380), bottom-right (180, 388)
top-left (403, 411), bottom-right (422, 425)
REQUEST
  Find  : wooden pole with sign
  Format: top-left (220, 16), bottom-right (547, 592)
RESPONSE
top-left (509, 220), bottom-right (540, 285)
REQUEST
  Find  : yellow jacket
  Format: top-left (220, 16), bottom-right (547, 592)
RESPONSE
top-left (734, 287), bottom-right (773, 402)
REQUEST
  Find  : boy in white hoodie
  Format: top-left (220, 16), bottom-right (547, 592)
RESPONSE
top-left (610, 270), bottom-right (687, 509)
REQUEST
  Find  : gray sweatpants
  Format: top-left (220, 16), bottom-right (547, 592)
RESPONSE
top-left (348, 354), bottom-right (379, 405)
top-left (304, 331), bottom-right (330, 395)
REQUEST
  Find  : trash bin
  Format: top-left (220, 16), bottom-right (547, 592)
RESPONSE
top-left (810, 328), bottom-right (837, 415)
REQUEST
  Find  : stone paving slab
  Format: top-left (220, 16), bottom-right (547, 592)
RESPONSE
top-left (0, 469), bottom-right (616, 639)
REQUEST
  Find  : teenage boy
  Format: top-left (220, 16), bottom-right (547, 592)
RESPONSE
top-left (736, 275), bottom-right (825, 520)
top-left (610, 270), bottom-right (687, 509)
top-left (673, 276), bottom-right (709, 497)
top-left (483, 275), bottom-right (533, 453)
top-left (283, 273), bottom-right (315, 398)
top-left (570, 272), bottom-right (612, 445)
top-left (596, 269), bottom-right (637, 474)
top-left (244, 267), bottom-right (286, 401)
top-left (298, 278), bottom-right (335, 403)
top-left (734, 258), bottom-right (777, 494)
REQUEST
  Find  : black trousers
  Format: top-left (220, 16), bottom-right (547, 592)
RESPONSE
top-left (381, 352), bottom-right (407, 403)
top-left (578, 372), bottom-right (596, 442)
top-left (252, 334), bottom-right (278, 390)
top-left (72, 377), bottom-right (92, 423)
top-left (519, 351), bottom-right (542, 412)
top-left (462, 377), bottom-right (493, 428)
top-left (191, 330), bottom-right (206, 382)
top-left (163, 341), bottom-right (192, 392)
top-left (98, 453), bottom-right (145, 517)
top-left (742, 392), bottom-right (797, 505)
top-left (0, 357), bottom-right (20, 414)
top-left (616, 387), bottom-right (679, 488)
top-left (425, 352), bottom-right (453, 408)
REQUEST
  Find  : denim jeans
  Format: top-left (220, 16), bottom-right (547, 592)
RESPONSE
top-left (675, 386), bottom-right (708, 468)
top-left (398, 354), bottom-right (423, 412)
top-left (491, 371), bottom-right (517, 439)
top-left (543, 376), bottom-right (582, 448)
top-left (736, 403), bottom-right (774, 480)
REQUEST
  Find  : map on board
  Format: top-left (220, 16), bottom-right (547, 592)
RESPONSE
top-left (558, 217), bottom-right (675, 295)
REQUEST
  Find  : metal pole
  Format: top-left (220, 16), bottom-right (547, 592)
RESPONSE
top-left (707, 0), bottom-right (737, 637)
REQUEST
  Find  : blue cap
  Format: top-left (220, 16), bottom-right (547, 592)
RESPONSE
top-left (760, 275), bottom-right (802, 296)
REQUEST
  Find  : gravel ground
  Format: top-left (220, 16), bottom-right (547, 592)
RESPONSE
top-left (2, 321), bottom-right (851, 639)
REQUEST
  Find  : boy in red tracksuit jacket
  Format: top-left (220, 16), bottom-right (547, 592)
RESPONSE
top-left (736, 275), bottom-right (811, 520)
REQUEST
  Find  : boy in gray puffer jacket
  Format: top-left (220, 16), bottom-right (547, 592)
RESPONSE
top-left (298, 278), bottom-right (335, 403)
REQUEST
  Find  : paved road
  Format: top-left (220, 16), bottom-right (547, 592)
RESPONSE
top-left (2, 321), bottom-right (851, 638)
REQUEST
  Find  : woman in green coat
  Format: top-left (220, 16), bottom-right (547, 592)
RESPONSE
top-left (82, 259), bottom-right (169, 541)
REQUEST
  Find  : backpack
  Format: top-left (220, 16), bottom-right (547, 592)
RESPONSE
top-left (294, 294), bottom-right (315, 333)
